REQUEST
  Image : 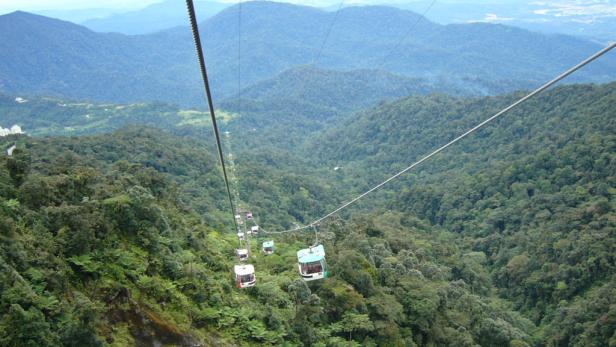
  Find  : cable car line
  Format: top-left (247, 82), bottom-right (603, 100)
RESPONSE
top-left (186, 0), bottom-right (613, 285)
top-left (237, 0), bottom-right (243, 129)
top-left (186, 0), bottom-right (238, 233)
top-left (262, 42), bottom-right (616, 235)
top-left (312, 0), bottom-right (346, 66)
top-left (377, 0), bottom-right (437, 68)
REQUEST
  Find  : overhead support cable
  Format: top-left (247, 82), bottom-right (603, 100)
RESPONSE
top-left (186, 0), bottom-right (239, 232)
top-left (377, 0), bottom-right (437, 68)
top-left (237, 0), bottom-right (243, 124)
top-left (312, 0), bottom-right (346, 66)
top-left (263, 42), bottom-right (616, 235)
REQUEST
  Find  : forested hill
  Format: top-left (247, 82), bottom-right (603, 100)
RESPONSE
top-left (223, 66), bottom-right (448, 115)
top-left (305, 82), bottom-right (616, 345)
top-left (0, 93), bottom-right (214, 137)
top-left (221, 66), bottom-right (530, 114)
top-left (218, 65), bottom-right (539, 149)
top-left (310, 82), bottom-right (616, 181)
top-left (81, 0), bottom-right (228, 35)
top-left (1, 127), bottom-right (540, 346)
top-left (1, 2), bottom-right (615, 105)
top-left (219, 66), bottom-right (466, 150)
top-left (0, 11), bottom-right (201, 104)
top-left (0, 79), bottom-right (614, 345)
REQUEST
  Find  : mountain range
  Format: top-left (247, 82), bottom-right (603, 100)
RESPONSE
top-left (0, 1), bottom-right (615, 106)
top-left (1, 1), bottom-right (615, 345)
top-left (81, 0), bottom-right (229, 35)
top-left (29, 0), bottom-right (615, 43)
top-left (400, 0), bottom-right (616, 43)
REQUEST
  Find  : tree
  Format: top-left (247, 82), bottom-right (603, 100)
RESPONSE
top-left (333, 312), bottom-right (374, 342)
top-left (288, 279), bottom-right (311, 313)
top-left (6, 148), bottom-right (30, 186)
top-left (0, 304), bottom-right (59, 347)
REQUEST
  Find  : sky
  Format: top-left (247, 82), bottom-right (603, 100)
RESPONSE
top-left (0, 0), bottom-right (158, 12)
top-left (1, 0), bottom-right (615, 18)
top-left (0, 0), bottom-right (516, 14)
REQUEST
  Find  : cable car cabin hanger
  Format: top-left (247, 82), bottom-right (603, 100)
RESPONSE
top-left (297, 244), bottom-right (329, 281)
top-left (234, 264), bottom-right (256, 288)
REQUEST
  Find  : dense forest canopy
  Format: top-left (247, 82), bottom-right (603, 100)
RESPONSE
top-left (0, 129), bottom-right (535, 346)
top-left (1, 79), bottom-right (614, 345)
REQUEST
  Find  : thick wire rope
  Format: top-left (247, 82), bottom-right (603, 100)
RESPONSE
top-left (186, 0), bottom-right (238, 232)
top-left (262, 42), bottom-right (616, 234)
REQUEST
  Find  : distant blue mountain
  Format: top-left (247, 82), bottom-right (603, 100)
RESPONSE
top-left (0, 2), bottom-right (614, 106)
top-left (32, 8), bottom-right (119, 23)
top-left (82, 0), bottom-right (229, 34)
top-left (399, 0), bottom-right (616, 43)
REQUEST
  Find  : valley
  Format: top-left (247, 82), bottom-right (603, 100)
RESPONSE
top-left (0, 1), bottom-right (615, 346)
top-left (2, 80), bottom-right (615, 345)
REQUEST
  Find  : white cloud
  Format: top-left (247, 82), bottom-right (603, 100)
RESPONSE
top-left (531, 0), bottom-right (616, 18)
top-left (484, 13), bottom-right (514, 21)
top-left (0, 125), bottom-right (24, 137)
top-left (467, 12), bottom-right (515, 23)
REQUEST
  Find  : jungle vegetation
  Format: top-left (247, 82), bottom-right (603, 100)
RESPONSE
top-left (0, 82), bottom-right (614, 346)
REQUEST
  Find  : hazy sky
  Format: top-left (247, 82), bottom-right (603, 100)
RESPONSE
top-left (0, 0), bottom-right (512, 13)
top-left (1, 0), bottom-right (615, 17)
top-left (0, 0), bottom-right (160, 12)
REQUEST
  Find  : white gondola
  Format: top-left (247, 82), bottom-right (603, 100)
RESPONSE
top-left (237, 232), bottom-right (245, 240)
top-left (236, 248), bottom-right (249, 261)
top-left (235, 214), bottom-right (244, 225)
top-left (234, 264), bottom-right (256, 288)
top-left (262, 240), bottom-right (275, 254)
top-left (297, 244), bottom-right (329, 281)
top-left (251, 225), bottom-right (259, 236)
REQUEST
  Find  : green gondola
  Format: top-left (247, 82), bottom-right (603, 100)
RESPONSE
top-left (297, 244), bottom-right (329, 281)
top-left (262, 240), bottom-right (275, 254)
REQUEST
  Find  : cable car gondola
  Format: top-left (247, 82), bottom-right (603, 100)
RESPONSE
top-left (237, 232), bottom-right (245, 240)
top-left (236, 248), bottom-right (248, 261)
top-left (262, 240), bottom-right (275, 254)
top-left (251, 225), bottom-right (259, 236)
top-left (297, 244), bottom-right (329, 281)
top-left (234, 264), bottom-right (256, 288)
